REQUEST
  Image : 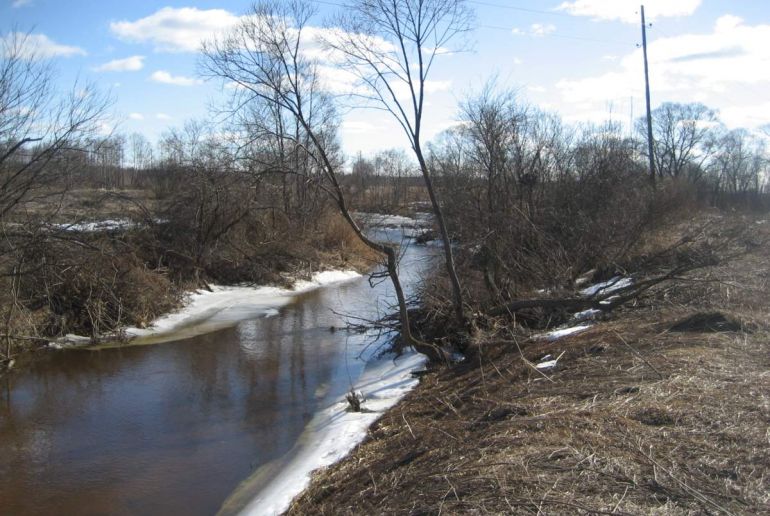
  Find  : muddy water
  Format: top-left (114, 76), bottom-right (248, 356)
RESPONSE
top-left (0, 227), bottom-right (435, 516)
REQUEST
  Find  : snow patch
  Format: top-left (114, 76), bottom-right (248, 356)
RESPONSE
top-left (573, 308), bottom-right (602, 321)
top-left (540, 324), bottom-right (592, 341)
top-left (580, 276), bottom-right (633, 297)
top-left (239, 351), bottom-right (428, 516)
top-left (48, 334), bottom-right (92, 348)
top-left (50, 219), bottom-right (138, 232)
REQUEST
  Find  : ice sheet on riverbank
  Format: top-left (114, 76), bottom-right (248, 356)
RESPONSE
top-left (353, 212), bottom-right (432, 228)
top-left (124, 270), bottom-right (361, 340)
top-left (49, 270), bottom-right (362, 348)
top-left (237, 351), bottom-right (428, 516)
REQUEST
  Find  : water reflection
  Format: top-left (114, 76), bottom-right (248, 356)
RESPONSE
top-left (0, 227), bottom-right (435, 515)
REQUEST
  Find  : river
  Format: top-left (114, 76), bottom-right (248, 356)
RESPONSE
top-left (0, 224), bottom-right (436, 515)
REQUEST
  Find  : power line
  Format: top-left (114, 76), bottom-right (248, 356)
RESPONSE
top-left (313, 0), bottom-right (633, 47)
top-left (480, 23), bottom-right (632, 46)
top-left (467, 0), bottom-right (574, 18)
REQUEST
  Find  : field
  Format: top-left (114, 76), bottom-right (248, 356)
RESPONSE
top-left (288, 212), bottom-right (770, 515)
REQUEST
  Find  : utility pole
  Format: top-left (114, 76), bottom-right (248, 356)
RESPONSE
top-left (641, 5), bottom-right (656, 188)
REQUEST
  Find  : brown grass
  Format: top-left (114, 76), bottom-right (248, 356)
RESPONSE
top-left (288, 212), bottom-right (770, 515)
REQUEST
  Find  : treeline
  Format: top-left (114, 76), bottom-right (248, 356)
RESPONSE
top-left (2, 0), bottom-right (769, 362)
top-left (424, 90), bottom-right (769, 300)
top-left (0, 33), bottom-right (373, 355)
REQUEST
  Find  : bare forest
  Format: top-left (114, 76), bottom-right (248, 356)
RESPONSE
top-left (1, 1), bottom-right (769, 514)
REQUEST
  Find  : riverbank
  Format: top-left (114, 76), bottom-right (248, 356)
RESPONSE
top-left (0, 206), bottom-right (381, 368)
top-left (222, 351), bottom-right (427, 516)
top-left (48, 270), bottom-right (363, 350)
top-left (0, 213), bottom-right (438, 516)
top-left (287, 213), bottom-right (770, 514)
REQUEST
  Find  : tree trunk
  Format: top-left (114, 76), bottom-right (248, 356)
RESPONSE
top-left (414, 144), bottom-right (466, 329)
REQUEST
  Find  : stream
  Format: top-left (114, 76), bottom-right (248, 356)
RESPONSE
top-left (0, 224), bottom-right (436, 515)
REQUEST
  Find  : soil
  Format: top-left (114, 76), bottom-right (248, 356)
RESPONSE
top-left (288, 213), bottom-right (770, 515)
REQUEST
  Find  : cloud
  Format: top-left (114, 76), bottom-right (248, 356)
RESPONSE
top-left (128, 113), bottom-right (144, 120)
top-left (156, 113), bottom-right (172, 120)
top-left (94, 55), bottom-right (145, 72)
top-left (668, 47), bottom-right (746, 63)
top-left (555, 15), bottom-right (770, 127)
top-left (512, 23), bottom-right (556, 37)
top-left (557, 0), bottom-right (701, 23)
top-left (531, 23), bottom-right (556, 36)
top-left (150, 70), bottom-right (202, 86)
top-left (12, 0), bottom-right (33, 7)
top-left (1, 33), bottom-right (86, 59)
top-left (110, 7), bottom-right (239, 53)
top-left (342, 120), bottom-right (377, 135)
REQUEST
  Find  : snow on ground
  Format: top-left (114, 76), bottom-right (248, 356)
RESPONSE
top-left (239, 351), bottom-right (428, 516)
top-left (50, 219), bottom-right (138, 232)
top-left (580, 276), bottom-right (633, 297)
top-left (535, 355), bottom-right (558, 370)
top-left (539, 324), bottom-right (592, 341)
top-left (573, 308), bottom-right (602, 321)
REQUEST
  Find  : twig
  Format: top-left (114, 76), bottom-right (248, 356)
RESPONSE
top-left (614, 332), bottom-right (664, 379)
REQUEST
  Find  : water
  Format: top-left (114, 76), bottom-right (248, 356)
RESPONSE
top-left (0, 227), bottom-right (434, 515)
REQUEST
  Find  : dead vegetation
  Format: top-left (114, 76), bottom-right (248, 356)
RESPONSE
top-left (288, 213), bottom-right (770, 515)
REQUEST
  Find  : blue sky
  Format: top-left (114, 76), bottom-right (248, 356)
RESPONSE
top-left (4, 0), bottom-right (769, 156)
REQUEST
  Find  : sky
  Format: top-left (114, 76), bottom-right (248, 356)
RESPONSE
top-left (3, 0), bottom-right (769, 157)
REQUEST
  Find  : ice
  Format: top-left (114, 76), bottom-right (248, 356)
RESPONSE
top-left (238, 351), bottom-right (428, 516)
top-left (117, 270), bottom-right (361, 343)
top-left (353, 212), bottom-right (431, 229)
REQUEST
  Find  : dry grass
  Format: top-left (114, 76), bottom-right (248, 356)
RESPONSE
top-left (288, 213), bottom-right (770, 515)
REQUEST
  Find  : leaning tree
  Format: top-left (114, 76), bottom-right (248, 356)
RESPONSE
top-left (201, 0), bottom-right (445, 359)
top-left (322, 0), bottom-right (474, 328)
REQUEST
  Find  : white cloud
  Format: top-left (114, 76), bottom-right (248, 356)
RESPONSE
top-left (95, 55), bottom-right (145, 72)
top-left (531, 23), bottom-right (556, 36)
top-left (12, 0), bottom-right (33, 7)
top-left (110, 7), bottom-right (239, 53)
top-left (558, 0), bottom-right (701, 23)
top-left (128, 113), bottom-right (144, 120)
top-left (1, 33), bottom-right (86, 59)
top-left (342, 120), bottom-right (377, 135)
top-left (512, 23), bottom-right (557, 37)
top-left (556, 15), bottom-right (770, 128)
top-left (150, 70), bottom-right (202, 86)
top-left (156, 113), bottom-right (172, 120)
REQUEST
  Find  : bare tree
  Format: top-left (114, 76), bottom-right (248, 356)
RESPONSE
top-left (128, 132), bottom-right (154, 171)
top-left (710, 129), bottom-right (767, 195)
top-left (638, 102), bottom-right (719, 181)
top-left (201, 0), bottom-right (441, 358)
top-left (323, 0), bottom-right (473, 327)
top-left (0, 31), bottom-right (112, 220)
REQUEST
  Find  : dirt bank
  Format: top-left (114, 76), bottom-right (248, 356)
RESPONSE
top-left (288, 214), bottom-right (770, 515)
